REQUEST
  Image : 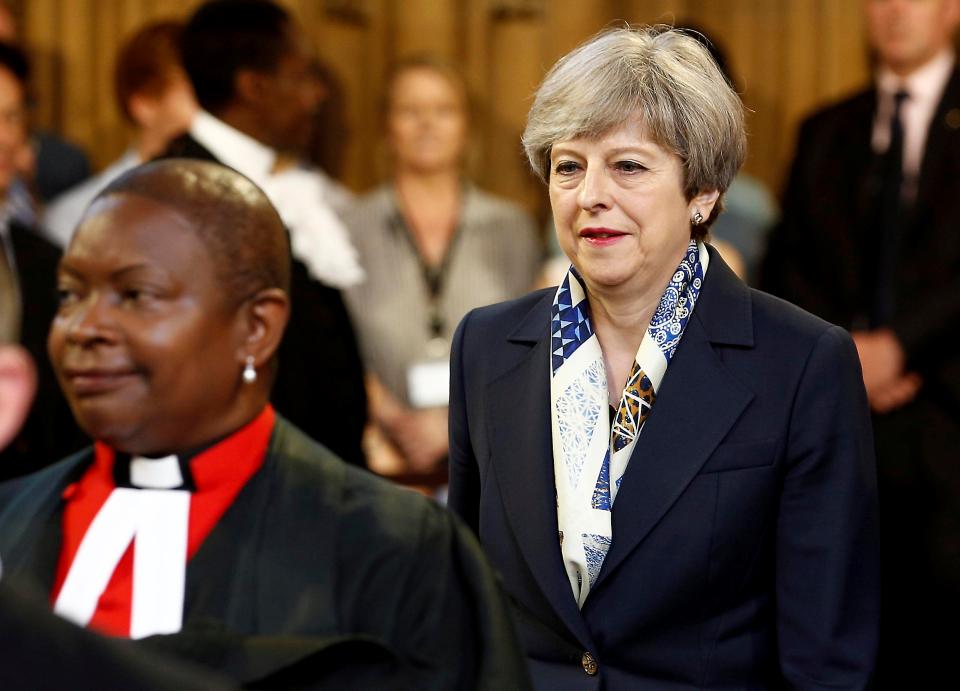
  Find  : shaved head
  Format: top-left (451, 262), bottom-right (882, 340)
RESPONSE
top-left (88, 159), bottom-right (290, 305)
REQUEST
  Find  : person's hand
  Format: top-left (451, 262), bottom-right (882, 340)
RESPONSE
top-left (0, 345), bottom-right (37, 449)
top-left (851, 329), bottom-right (922, 413)
top-left (389, 407), bottom-right (449, 472)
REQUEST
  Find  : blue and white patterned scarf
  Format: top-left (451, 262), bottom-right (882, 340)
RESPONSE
top-left (550, 239), bottom-right (708, 607)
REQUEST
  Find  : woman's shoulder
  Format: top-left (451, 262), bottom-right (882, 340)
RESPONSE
top-left (749, 287), bottom-right (840, 339)
top-left (459, 287), bottom-right (554, 335)
top-left (745, 287), bottom-right (857, 367)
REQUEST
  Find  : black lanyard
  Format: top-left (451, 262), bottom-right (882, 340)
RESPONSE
top-left (390, 206), bottom-right (464, 340)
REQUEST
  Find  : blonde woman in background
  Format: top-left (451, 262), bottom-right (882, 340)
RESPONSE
top-left (345, 57), bottom-right (541, 480)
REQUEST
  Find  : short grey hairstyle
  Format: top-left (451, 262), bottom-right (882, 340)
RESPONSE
top-left (523, 25), bottom-right (746, 230)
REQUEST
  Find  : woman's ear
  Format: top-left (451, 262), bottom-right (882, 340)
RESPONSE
top-left (689, 189), bottom-right (721, 221)
top-left (235, 288), bottom-right (290, 369)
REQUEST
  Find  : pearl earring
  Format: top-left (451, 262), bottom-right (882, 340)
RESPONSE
top-left (242, 355), bottom-right (257, 384)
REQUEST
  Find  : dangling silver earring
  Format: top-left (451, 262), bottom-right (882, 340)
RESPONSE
top-left (242, 355), bottom-right (257, 384)
top-left (692, 210), bottom-right (704, 226)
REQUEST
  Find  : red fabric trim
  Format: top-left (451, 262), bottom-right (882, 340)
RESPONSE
top-left (51, 406), bottom-right (275, 637)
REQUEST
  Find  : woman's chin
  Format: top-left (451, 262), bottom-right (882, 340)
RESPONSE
top-left (576, 263), bottom-right (644, 294)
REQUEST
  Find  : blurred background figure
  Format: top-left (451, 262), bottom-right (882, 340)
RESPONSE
top-left (344, 56), bottom-right (540, 481)
top-left (296, 58), bottom-right (355, 217)
top-left (0, 344), bottom-right (33, 450)
top-left (679, 23), bottom-right (779, 283)
top-left (0, 41), bottom-right (84, 481)
top-left (762, 0), bottom-right (960, 685)
top-left (0, 0), bottom-right (90, 204)
top-left (165, 0), bottom-right (367, 466)
top-left (44, 21), bottom-right (197, 248)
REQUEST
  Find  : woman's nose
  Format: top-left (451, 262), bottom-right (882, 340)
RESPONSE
top-left (64, 293), bottom-right (115, 346)
top-left (577, 167), bottom-right (612, 211)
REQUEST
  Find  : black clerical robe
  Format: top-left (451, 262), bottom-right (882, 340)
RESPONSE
top-left (0, 416), bottom-right (530, 690)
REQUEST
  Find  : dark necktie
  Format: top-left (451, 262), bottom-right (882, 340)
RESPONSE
top-left (871, 88), bottom-right (909, 327)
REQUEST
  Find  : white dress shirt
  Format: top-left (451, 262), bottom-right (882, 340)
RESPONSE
top-left (189, 111), bottom-right (364, 288)
top-left (43, 149), bottom-right (141, 248)
top-left (873, 49), bottom-right (955, 181)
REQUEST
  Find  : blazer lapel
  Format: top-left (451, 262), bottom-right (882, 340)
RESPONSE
top-left (486, 292), bottom-right (595, 649)
top-left (594, 252), bottom-right (755, 591)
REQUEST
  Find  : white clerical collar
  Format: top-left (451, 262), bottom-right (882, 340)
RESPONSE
top-left (189, 110), bottom-right (276, 185)
top-left (187, 112), bottom-right (364, 289)
top-left (876, 48), bottom-right (954, 102)
top-left (129, 455), bottom-right (184, 489)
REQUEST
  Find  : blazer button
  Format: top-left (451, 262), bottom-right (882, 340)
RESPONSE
top-left (581, 651), bottom-right (599, 676)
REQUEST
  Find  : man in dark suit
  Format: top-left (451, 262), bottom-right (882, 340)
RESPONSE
top-left (0, 42), bottom-right (85, 480)
top-left (162, 0), bottom-right (367, 466)
top-left (761, 0), bottom-right (960, 684)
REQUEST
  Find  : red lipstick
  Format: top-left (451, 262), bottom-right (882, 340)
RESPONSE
top-left (579, 227), bottom-right (627, 246)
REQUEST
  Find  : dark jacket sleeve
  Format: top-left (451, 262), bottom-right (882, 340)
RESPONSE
top-left (760, 117), bottom-right (844, 324)
top-left (447, 309), bottom-right (482, 534)
top-left (270, 260), bottom-right (368, 467)
top-left (776, 326), bottom-right (880, 689)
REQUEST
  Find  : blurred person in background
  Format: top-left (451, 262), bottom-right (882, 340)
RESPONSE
top-left (343, 56), bottom-right (540, 481)
top-left (0, 1), bottom-right (91, 203)
top-left (44, 21), bottom-right (197, 248)
top-left (679, 22), bottom-right (778, 284)
top-left (762, 1), bottom-right (960, 684)
top-left (0, 41), bottom-right (84, 480)
top-left (0, 343), bottom-right (33, 450)
top-left (165, 0), bottom-right (367, 466)
top-left (289, 58), bottom-right (356, 218)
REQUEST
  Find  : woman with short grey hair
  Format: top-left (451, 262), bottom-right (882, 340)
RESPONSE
top-left (449, 25), bottom-right (879, 689)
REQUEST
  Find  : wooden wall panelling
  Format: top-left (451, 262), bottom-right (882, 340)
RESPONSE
top-left (311, 0), bottom-right (390, 192)
top-left (23, 0), bottom-right (62, 133)
top-left (92, 0), bottom-right (124, 167)
top-left (737, 0), bottom-right (786, 192)
top-left (58, 0), bottom-right (97, 157)
top-left (626, 1), bottom-right (690, 25)
top-left (388, 0), bottom-right (462, 61)
top-left (463, 0), bottom-right (492, 188)
top-left (485, 0), bottom-right (550, 215)
top-left (820, 0), bottom-right (868, 101)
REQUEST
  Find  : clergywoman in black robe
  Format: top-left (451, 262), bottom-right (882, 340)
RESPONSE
top-left (0, 160), bottom-right (529, 690)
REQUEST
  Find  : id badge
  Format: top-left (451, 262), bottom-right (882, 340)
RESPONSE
top-left (407, 358), bottom-right (450, 408)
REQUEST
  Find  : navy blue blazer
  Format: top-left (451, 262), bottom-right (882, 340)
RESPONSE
top-left (448, 247), bottom-right (880, 690)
